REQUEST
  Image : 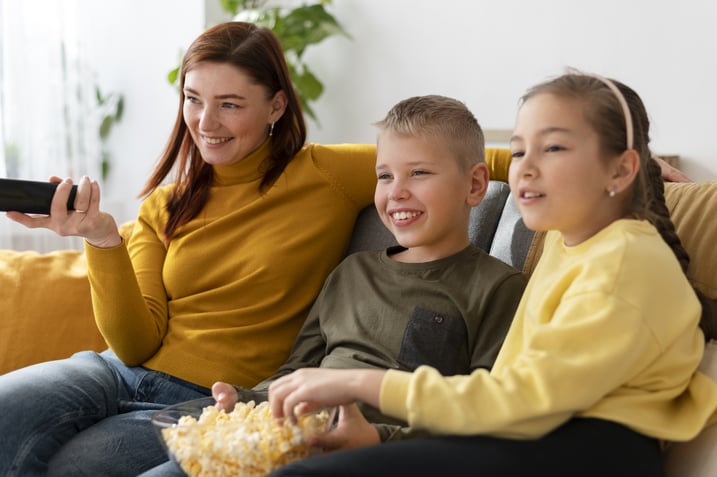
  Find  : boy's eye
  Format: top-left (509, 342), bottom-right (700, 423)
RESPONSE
top-left (377, 173), bottom-right (392, 180)
top-left (411, 169), bottom-right (429, 176)
top-left (545, 144), bottom-right (564, 152)
top-left (511, 150), bottom-right (524, 159)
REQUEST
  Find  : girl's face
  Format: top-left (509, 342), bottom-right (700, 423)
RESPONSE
top-left (183, 61), bottom-right (286, 166)
top-left (509, 93), bottom-right (625, 246)
top-left (374, 132), bottom-right (485, 263)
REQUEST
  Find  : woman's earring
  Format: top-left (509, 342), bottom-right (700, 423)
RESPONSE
top-left (608, 187), bottom-right (617, 198)
top-left (269, 122), bottom-right (275, 137)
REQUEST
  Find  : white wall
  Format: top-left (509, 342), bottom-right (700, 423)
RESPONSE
top-left (91, 0), bottom-right (717, 224)
top-left (79, 0), bottom-right (206, 223)
top-left (303, 0), bottom-right (717, 181)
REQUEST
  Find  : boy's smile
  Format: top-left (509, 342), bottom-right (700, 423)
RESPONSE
top-left (374, 132), bottom-right (485, 263)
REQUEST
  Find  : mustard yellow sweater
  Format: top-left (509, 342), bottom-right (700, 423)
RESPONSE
top-left (85, 141), bottom-right (376, 388)
top-left (381, 220), bottom-right (717, 441)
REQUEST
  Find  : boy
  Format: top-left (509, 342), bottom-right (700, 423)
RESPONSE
top-left (226, 94), bottom-right (526, 446)
top-left (141, 95), bottom-right (526, 475)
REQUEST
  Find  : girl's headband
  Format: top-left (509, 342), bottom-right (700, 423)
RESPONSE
top-left (586, 73), bottom-right (635, 151)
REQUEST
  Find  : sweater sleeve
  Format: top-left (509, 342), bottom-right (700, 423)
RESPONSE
top-left (485, 148), bottom-right (512, 182)
top-left (86, 192), bottom-right (169, 365)
top-left (309, 143), bottom-right (376, 210)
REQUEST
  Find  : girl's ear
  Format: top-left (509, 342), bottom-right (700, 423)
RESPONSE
top-left (269, 90), bottom-right (288, 122)
top-left (466, 162), bottom-right (490, 207)
top-left (610, 149), bottom-right (641, 194)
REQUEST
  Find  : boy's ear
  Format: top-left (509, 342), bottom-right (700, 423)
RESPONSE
top-left (610, 149), bottom-right (640, 194)
top-left (467, 163), bottom-right (490, 207)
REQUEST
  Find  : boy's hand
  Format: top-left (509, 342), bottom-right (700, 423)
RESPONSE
top-left (308, 403), bottom-right (380, 452)
top-left (212, 381), bottom-right (239, 412)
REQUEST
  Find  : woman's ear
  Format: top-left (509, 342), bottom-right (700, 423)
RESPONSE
top-left (611, 149), bottom-right (641, 194)
top-left (269, 90), bottom-right (288, 122)
top-left (466, 162), bottom-right (490, 207)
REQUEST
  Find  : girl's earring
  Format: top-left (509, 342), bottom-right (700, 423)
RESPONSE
top-left (608, 187), bottom-right (617, 198)
top-left (269, 122), bottom-right (275, 137)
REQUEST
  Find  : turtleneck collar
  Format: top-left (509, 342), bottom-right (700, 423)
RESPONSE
top-left (211, 138), bottom-right (271, 186)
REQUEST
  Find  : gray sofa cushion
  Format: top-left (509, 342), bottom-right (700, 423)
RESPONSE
top-left (489, 193), bottom-right (534, 271)
top-left (346, 205), bottom-right (397, 255)
top-left (468, 181), bottom-right (512, 253)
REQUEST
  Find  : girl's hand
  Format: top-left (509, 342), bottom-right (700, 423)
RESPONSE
top-left (308, 403), bottom-right (380, 452)
top-left (6, 176), bottom-right (122, 248)
top-left (268, 368), bottom-right (385, 422)
top-left (212, 381), bottom-right (239, 412)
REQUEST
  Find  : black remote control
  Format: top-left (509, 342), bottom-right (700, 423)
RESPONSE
top-left (0, 178), bottom-right (78, 214)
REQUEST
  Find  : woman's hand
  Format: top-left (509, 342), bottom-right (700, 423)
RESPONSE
top-left (653, 156), bottom-right (692, 182)
top-left (308, 403), bottom-right (380, 452)
top-left (6, 176), bottom-right (122, 248)
top-left (212, 381), bottom-right (239, 412)
top-left (268, 368), bottom-right (385, 422)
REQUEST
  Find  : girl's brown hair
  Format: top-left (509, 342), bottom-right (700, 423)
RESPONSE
top-left (141, 22), bottom-right (306, 241)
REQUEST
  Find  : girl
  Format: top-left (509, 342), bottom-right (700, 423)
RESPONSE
top-left (266, 73), bottom-right (717, 476)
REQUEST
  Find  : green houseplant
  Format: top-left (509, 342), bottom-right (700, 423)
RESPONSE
top-left (96, 86), bottom-right (124, 180)
top-left (168, 0), bottom-right (348, 123)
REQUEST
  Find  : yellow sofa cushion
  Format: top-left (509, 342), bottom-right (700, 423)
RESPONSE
top-left (0, 221), bottom-right (135, 375)
top-left (664, 182), bottom-right (717, 299)
top-left (0, 249), bottom-right (106, 374)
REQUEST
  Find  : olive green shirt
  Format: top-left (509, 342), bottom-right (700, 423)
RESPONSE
top-left (249, 244), bottom-right (527, 441)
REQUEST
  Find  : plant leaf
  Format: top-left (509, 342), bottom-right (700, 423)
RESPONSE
top-left (167, 66), bottom-right (179, 86)
top-left (277, 4), bottom-right (348, 58)
top-left (293, 67), bottom-right (323, 102)
top-left (99, 116), bottom-right (113, 140)
top-left (115, 96), bottom-right (125, 120)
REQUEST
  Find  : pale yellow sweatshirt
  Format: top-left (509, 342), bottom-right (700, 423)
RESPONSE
top-left (381, 220), bottom-right (717, 441)
top-left (85, 141), bottom-right (376, 388)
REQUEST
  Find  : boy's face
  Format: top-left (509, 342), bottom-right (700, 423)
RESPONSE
top-left (375, 132), bottom-right (488, 263)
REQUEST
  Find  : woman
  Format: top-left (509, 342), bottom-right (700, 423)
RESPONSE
top-left (1, 22), bottom-right (376, 476)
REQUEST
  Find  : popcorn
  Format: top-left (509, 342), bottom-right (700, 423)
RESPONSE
top-left (161, 400), bottom-right (331, 477)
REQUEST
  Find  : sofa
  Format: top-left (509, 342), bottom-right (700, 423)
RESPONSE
top-left (1, 149), bottom-right (716, 475)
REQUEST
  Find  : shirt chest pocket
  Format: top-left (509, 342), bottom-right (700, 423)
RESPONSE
top-left (397, 306), bottom-right (469, 376)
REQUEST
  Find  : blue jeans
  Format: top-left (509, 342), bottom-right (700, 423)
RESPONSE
top-left (0, 349), bottom-right (210, 477)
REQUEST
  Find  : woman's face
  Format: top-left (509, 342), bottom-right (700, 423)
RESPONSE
top-left (183, 61), bottom-right (286, 166)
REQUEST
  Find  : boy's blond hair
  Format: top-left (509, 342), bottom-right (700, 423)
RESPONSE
top-left (374, 95), bottom-right (485, 172)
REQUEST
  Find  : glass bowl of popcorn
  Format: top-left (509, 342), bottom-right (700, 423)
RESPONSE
top-left (152, 395), bottom-right (337, 477)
